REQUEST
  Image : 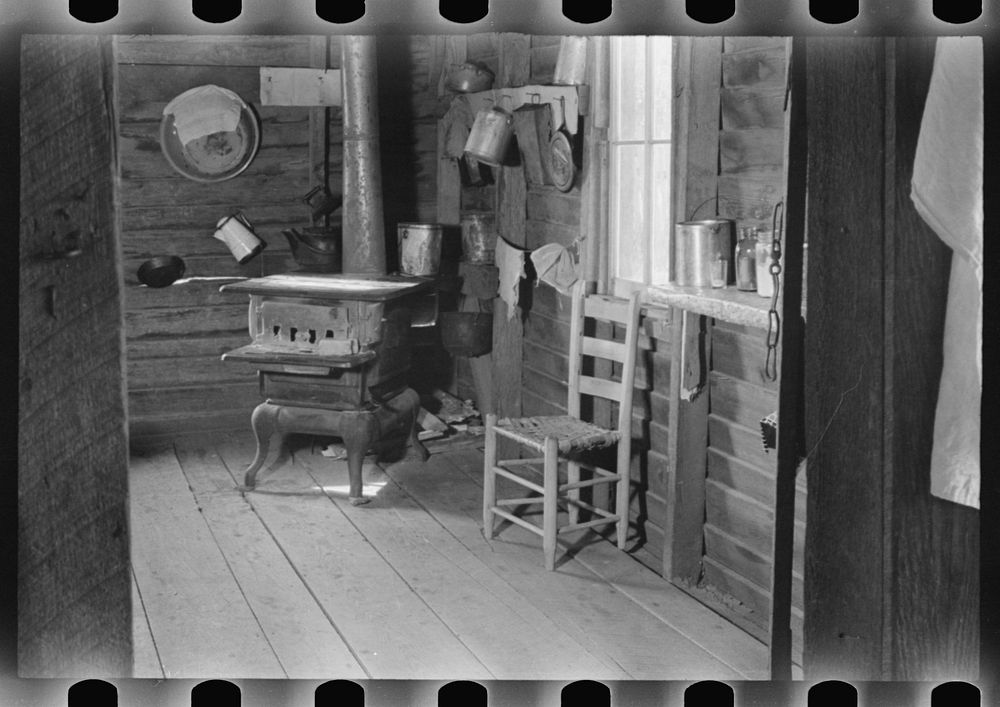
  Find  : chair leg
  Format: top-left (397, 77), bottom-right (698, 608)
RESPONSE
top-left (543, 436), bottom-right (559, 571)
top-left (616, 443), bottom-right (631, 550)
top-left (483, 413), bottom-right (498, 539)
top-left (566, 461), bottom-right (580, 525)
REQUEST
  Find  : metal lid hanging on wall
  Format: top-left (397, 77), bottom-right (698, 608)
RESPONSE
top-left (160, 85), bottom-right (261, 183)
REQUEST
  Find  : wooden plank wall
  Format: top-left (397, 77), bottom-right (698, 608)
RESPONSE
top-left (705, 37), bottom-right (806, 658)
top-left (19, 35), bottom-right (131, 676)
top-left (377, 35), bottom-right (455, 390)
top-left (114, 36), bottom-right (329, 439)
top-left (458, 36), bottom-right (672, 573)
top-left (803, 36), bottom-right (979, 682)
top-left (454, 33), bottom-right (502, 401)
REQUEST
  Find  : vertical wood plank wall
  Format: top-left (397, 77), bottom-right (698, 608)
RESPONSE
top-left (19, 35), bottom-right (132, 676)
top-left (703, 38), bottom-right (806, 658)
top-left (804, 36), bottom-right (979, 681)
top-left (451, 36), bottom-right (673, 573)
top-left (377, 35), bottom-right (453, 387)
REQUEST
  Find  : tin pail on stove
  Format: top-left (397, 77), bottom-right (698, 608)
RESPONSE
top-left (460, 212), bottom-right (498, 264)
top-left (398, 223), bottom-right (443, 276)
top-left (673, 219), bottom-right (735, 287)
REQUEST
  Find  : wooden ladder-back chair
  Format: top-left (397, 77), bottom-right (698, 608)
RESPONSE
top-left (483, 280), bottom-right (642, 570)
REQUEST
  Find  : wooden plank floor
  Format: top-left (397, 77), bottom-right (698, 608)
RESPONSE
top-left (130, 429), bottom-right (769, 680)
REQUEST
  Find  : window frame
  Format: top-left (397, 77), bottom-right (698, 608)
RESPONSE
top-left (607, 35), bottom-right (677, 299)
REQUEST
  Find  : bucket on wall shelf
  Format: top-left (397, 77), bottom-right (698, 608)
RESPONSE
top-left (398, 223), bottom-right (443, 276)
top-left (672, 219), bottom-right (735, 287)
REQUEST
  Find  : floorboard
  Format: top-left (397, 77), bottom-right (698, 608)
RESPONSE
top-left (129, 429), bottom-right (768, 681)
top-left (437, 447), bottom-right (771, 679)
top-left (172, 437), bottom-right (367, 679)
top-left (384, 450), bottom-right (746, 679)
top-left (130, 568), bottom-right (163, 679)
top-left (292, 450), bottom-right (623, 680)
top-left (128, 445), bottom-right (285, 677)
top-left (214, 432), bottom-right (492, 680)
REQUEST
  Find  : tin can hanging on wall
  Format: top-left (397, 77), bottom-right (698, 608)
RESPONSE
top-left (398, 223), bottom-right (443, 276)
top-left (460, 212), bottom-right (498, 265)
top-left (464, 101), bottom-right (515, 167)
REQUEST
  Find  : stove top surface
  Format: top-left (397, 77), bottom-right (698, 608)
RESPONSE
top-left (220, 272), bottom-right (435, 300)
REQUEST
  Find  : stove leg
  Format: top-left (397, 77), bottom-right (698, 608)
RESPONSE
top-left (340, 413), bottom-right (377, 506)
top-left (245, 402), bottom-right (281, 488)
top-left (406, 404), bottom-right (430, 462)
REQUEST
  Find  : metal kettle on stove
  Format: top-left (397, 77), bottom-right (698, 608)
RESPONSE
top-left (282, 226), bottom-right (342, 273)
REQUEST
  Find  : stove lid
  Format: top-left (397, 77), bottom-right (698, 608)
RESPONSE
top-left (220, 273), bottom-right (435, 301)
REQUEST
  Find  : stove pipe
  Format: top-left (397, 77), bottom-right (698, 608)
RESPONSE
top-left (341, 35), bottom-right (386, 275)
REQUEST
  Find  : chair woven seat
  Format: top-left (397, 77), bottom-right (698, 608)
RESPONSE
top-left (483, 281), bottom-right (641, 570)
top-left (496, 415), bottom-right (620, 454)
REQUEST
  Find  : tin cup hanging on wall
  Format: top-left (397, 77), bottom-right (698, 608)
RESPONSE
top-left (464, 97), bottom-right (515, 167)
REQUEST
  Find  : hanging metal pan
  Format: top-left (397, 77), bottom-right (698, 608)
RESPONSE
top-left (159, 85), bottom-right (261, 183)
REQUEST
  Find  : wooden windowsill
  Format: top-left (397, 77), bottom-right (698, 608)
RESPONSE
top-left (645, 284), bottom-right (809, 329)
top-left (647, 284), bottom-right (773, 329)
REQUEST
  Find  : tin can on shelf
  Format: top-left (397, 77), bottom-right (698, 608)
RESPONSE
top-left (673, 219), bottom-right (734, 287)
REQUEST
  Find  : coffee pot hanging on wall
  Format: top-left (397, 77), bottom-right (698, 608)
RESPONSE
top-left (214, 212), bottom-right (266, 264)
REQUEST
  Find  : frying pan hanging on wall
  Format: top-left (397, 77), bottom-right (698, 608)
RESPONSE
top-left (160, 84), bottom-right (261, 183)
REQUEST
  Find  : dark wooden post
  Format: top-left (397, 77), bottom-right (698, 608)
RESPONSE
top-left (490, 34), bottom-right (530, 433)
top-left (802, 36), bottom-right (978, 681)
top-left (18, 36), bottom-right (132, 676)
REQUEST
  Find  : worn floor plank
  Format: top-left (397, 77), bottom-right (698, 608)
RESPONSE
top-left (291, 450), bottom-right (624, 680)
top-left (131, 430), bottom-right (766, 681)
top-left (128, 446), bottom-right (285, 677)
top-left (172, 437), bottom-right (368, 679)
top-left (384, 450), bottom-right (745, 680)
top-left (440, 446), bottom-right (770, 679)
top-left (130, 568), bottom-right (163, 679)
top-left (214, 432), bottom-right (491, 680)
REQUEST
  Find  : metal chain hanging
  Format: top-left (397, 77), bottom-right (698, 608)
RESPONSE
top-left (765, 201), bottom-right (784, 381)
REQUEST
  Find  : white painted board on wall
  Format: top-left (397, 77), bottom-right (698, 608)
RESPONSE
top-left (259, 67), bottom-right (343, 106)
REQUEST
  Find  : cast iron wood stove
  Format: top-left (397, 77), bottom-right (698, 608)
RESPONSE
top-left (220, 273), bottom-right (435, 504)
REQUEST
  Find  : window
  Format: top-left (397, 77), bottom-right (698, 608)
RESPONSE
top-left (608, 36), bottom-right (674, 295)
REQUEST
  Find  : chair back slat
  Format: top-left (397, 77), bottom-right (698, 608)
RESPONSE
top-left (581, 337), bottom-right (627, 363)
top-left (583, 294), bottom-right (634, 325)
top-left (565, 281), bottom-right (642, 429)
top-left (578, 375), bottom-right (624, 403)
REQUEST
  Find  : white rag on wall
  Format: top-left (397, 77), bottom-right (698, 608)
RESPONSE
top-left (910, 37), bottom-right (982, 509)
top-left (530, 243), bottom-right (579, 294)
top-left (494, 236), bottom-right (527, 320)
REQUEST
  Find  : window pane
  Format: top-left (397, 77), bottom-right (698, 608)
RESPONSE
top-left (650, 143), bottom-right (672, 285)
top-left (611, 143), bottom-right (646, 283)
top-left (612, 36), bottom-right (646, 141)
top-left (651, 36), bottom-right (673, 141)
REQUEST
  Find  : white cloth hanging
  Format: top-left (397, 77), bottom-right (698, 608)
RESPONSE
top-left (910, 37), bottom-right (982, 509)
top-left (530, 243), bottom-right (579, 294)
top-left (494, 236), bottom-right (527, 320)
